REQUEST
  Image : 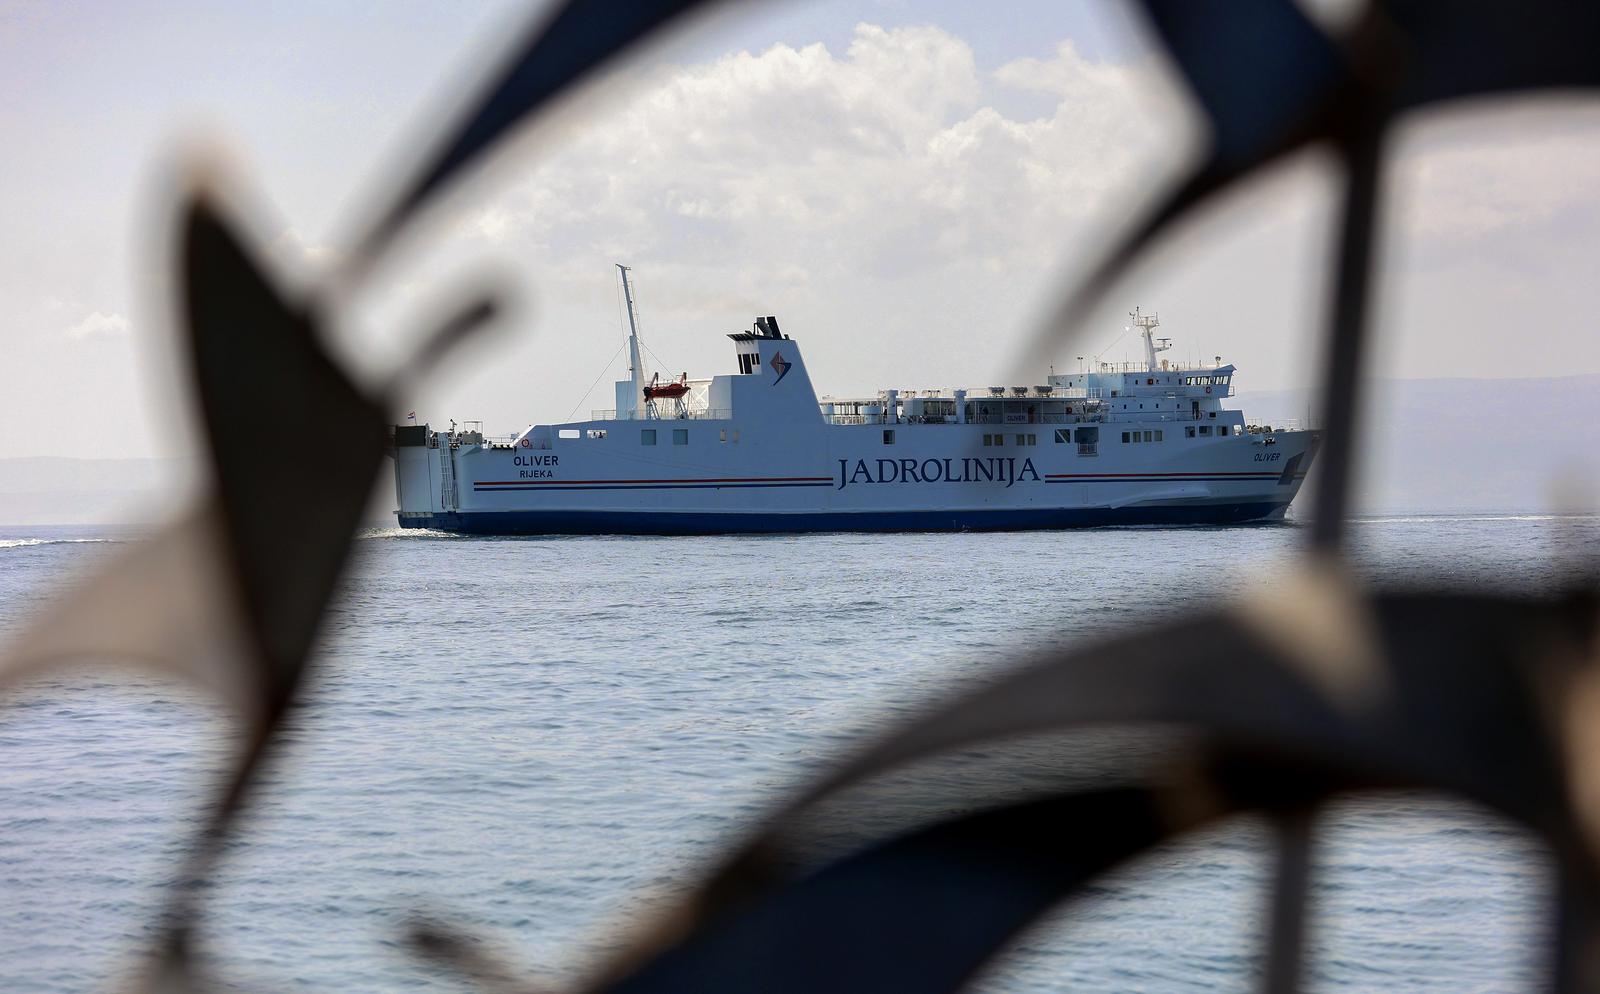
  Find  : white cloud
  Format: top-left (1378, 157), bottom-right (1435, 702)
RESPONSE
top-left (1390, 102), bottom-right (1600, 241)
top-left (270, 226), bottom-right (340, 269)
top-left (359, 20), bottom-right (1600, 441)
top-left (63, 310), bottom-right (129, 341)
top-left (463, 24), bottom-right (1183, 302)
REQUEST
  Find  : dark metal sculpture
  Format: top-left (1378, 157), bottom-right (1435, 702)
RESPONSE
top-left (2, 1), bottom-right (1596, 991)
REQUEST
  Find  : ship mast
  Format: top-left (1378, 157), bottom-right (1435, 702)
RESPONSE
top-left (617, 264), bottom-right (646, 404)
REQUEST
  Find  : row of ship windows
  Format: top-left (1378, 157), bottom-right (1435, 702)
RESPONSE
top-left (881, 431), bottom-right (1043, 446)
top-left (639, 428), bottom-right (742, 445)
top-left (1119, 425), bottom-right (1232, 443)
top-left (1119, 404), bottom-right (1222, 415)
top-left (982, 433), bottom-right (1037, 446)
top-left (633, 424), bottom-right (1231, 447)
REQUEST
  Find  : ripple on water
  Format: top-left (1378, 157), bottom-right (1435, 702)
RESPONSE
top-left (1, 517), bottom-right (1593, 992)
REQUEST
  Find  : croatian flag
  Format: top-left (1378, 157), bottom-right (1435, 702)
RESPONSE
top-left (406, 411), bottom-right (417, 422)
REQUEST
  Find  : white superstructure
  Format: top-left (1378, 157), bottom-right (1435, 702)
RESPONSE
top-left (391, 271), bottom-right (1318, 534)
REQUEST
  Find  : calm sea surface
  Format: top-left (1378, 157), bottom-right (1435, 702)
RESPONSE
top-left (2, 513), bottom-right (1597, 993)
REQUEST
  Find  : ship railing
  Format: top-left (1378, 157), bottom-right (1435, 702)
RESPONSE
top-left (589, 408), bottom-right (733, 421)
top-left (826, 414), bottom-right (887, 425)
top-left (1096, 361), bottom-right (1233, 374)
top-left (825, 412), bottom-right (1114, 427)
top-left (964, 413), bottom-right (1096, 425)
top-left (1098, 410), bottom-right (1231, 424)
top-left (1245, 419), bottom-right (1309, 434)
top-left (976, 414), bottom-right (1076, 425)
top-left (479, 433), bottom-right (554, 450)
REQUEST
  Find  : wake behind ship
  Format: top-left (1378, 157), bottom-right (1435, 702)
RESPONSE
top-left (391, 267), bottom-right (1317, 535)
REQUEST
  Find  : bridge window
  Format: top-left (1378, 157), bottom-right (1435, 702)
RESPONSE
top-left (1199, 425), bottom-right (1212, 436)
top-left (1142, 430), bottom-right (1153, 442)
top-left (883, 429), bottom-right (896, 445)
top-left (720, 428), bottom-right (728, 443)
top-left (1154, 430), bottom-right (1164, 442)
top-left (1121, 431), bottom-right (1131, 444)
top-left (673, 429), bottom-right (688, 445)
top-left (1054, 429), bottom-right (1071, 444)
top-left (1219, 426), bottom-right (1230, 436)
top-left (558, 428), bottom-right (580, 439)
top-left (641, 429), bottom-right (656, 445)
top-left (1186, 426), bottom-right (1195, 438)
top-left (587, 429), bottom-right (606, 439)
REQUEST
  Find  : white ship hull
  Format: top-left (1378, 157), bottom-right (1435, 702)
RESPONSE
top-left (395, 434), bottom-right (1313, 534)
top-left (392, 292), bottom-right (1316, 534)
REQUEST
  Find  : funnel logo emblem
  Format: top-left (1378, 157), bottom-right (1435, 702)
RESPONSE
top-left (770, 350), bottom-right (792, 385)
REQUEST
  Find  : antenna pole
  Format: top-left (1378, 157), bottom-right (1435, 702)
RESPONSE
top-left (1131, 307), bottom-right (1166, 372)
top-left (617, 264), bottom-right (645, 405)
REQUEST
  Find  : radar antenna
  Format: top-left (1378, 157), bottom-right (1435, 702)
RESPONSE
top-left (1131, 307), bottom-right (1168, 372)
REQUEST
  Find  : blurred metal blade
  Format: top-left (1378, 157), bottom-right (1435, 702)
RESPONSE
top-left (0, 506), bottom-right (254, 714)
top-left (1384, 0), bottom-right (1600, 108)
top-left (597, 788), bottom-right (1194, 994)
top-left (182, 192), bottom-right (387, 711)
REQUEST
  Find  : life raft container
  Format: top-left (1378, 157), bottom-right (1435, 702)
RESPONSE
top-left (645, 381), bottom-right (690, 400)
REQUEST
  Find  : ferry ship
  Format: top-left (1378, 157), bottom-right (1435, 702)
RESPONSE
top-left (391, 267), bottom-right (1317, 534)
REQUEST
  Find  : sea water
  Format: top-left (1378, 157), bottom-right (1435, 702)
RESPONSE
top-left (1, 514), bottom-right (1597, 993)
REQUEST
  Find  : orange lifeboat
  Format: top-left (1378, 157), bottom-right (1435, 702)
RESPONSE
top-left (644, 372), bottom-right (690, 400)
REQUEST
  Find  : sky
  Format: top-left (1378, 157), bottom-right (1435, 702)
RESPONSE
top-left (2, 0), bottom-right (1599, 460)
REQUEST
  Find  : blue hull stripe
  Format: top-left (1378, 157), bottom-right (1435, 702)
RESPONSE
top-left (479, 476), bottom-right (1283, 492)
top-left (1045, 475), bottom-right (1279, 484)
top-left (474, 481), bottom-right (833, 492)
top-left (398, 502), bottom-right (1292, 536)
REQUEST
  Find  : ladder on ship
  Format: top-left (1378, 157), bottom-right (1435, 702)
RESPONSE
top-left (438, 441), bottom-right (458, 512)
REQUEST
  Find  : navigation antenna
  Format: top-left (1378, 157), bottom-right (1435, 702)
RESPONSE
top-left (1131, 307), bottom-right (1169, 372)
top-left (617, 264), bottom-right (648, 412)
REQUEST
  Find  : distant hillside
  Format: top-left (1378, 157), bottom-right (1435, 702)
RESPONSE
top-left (0, 456), bottom-right (400, 527)
top-left (1237, 372), bottom-right (1600, 514)
top-left (1, 374), bottom-right (1595, 524)
top-left (0, 457), bottom-right (190, 526)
